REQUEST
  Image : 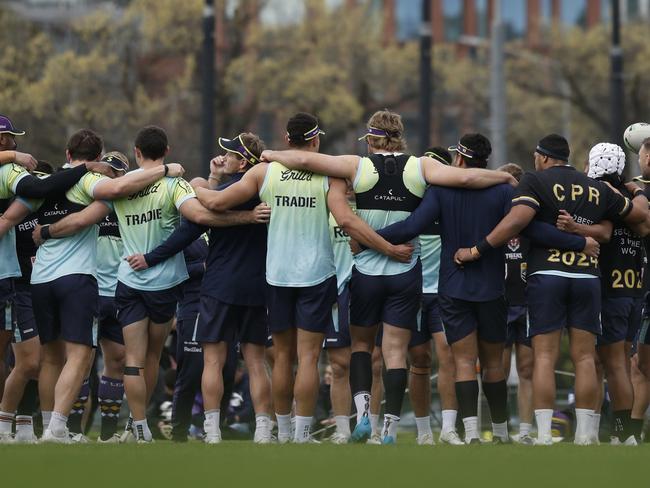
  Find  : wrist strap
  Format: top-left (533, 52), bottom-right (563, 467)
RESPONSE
top-left (164, 164), bottom-right (169, 177)
top-left (476, 238), bottom-right (493, 256)
top-left (634, 188), bottom-right (645, 198)
top-left (41, 225), bottom-right (52, 241)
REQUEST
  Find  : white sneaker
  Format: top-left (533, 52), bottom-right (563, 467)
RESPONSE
top-left (623, 435), bottom-right (638, 446)
top-left (204, 433), bottom-right (222, 444)
top-left (534, 435), bottom-right (553, 446)
top-left (136, 438), bottom-right (155, 444)
top-left (517, 433), bottom-right (535, 446)
top-left (119, 430), bottom-right (136, 444)
top-left (328, 432), bottom-right (350, 444)
top-left (574, 435), bottom-right (593, 446)
top-left (203, 417), bottom-right (222, 445)
top-left (439, 430), bottom-right (463, 445)
top-left (41, 428), bottom-right (71, 444)
top-left (366, 433), bottom-right (382, 445)
top-left (69, 433), bottom-right (91, 444)
top-left (97, 434), bottom-right (121, 444)
top-left (254, 429), bottom-right (273, 444)
top-left (417, 433), bottom-right (435, 445)
top-left (0, 433), bottom-right (14, 444)
top-left (294, 436), bottom-right (320, 444)
top-left (278, 433), bottom-right (292, 444)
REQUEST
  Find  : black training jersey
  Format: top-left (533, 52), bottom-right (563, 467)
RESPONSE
top-left (513, 166), bottom-right (631, 277)
top-left (504, 235), bottom-right (529, 307)
top-left (600, 185), bottom-right (645, 298)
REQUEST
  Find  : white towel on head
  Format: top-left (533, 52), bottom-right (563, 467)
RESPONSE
top-left (587, 142), bottom-right (626, 179)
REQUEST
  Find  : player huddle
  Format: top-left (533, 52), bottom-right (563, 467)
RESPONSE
top-left (0, 109), bottom-right (649, 446)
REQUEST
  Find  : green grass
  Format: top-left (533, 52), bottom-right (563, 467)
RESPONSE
top-left (2, 438), bottom-right (648, 488)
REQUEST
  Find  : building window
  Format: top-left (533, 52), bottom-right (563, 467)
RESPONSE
top-left (396, 0), bottom-right (423, 41)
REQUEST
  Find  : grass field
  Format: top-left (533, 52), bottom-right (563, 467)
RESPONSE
top-left (2, 438), bottom-right (647, 488)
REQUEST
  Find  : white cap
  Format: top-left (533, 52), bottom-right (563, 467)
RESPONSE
top-left (587, 142), bottom-right (625, 179)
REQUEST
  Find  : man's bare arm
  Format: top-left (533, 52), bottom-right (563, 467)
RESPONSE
top-left (421, 157), bottom-right (516, 189)
top-left (34, 200), bottom-right (112, 245)
top-left (92, 163), bottom-right (185, 200)
top-left (261, 150), bottom-right (358, 180)
top-left (179, 198), bottom-right (270, 227)
top-left (0, 200), bottom-right (31, 238)
top-left (195, 164), bottom-right (265, 212)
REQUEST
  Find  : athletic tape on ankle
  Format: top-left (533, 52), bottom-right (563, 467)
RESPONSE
top-left (123, 366), bottom-right (142, 376)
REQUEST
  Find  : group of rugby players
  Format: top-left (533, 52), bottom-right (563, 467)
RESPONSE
top-left (0, 108), bottom-right (649, 446)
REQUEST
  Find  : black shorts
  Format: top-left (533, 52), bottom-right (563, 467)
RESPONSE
top-left (438, 294), bottom-right (507, 345)
top-left (98, 296), bottom-right (124, 345)
top-left (267, 276), bottom-right (337, 334)
top-left (13, 282), bottom-right (37, 344)
top-left (409, 293), bottom-right (443, 348)
top-left (0, 278), bottom-right (15, 334)
top-left (526, 274), bottom-right (601, 337)
top-left (196, 295), bottom-right (268, 345)
top-left (115, 281), bottom-right (181, 327)
top-left (177, 316), bottom-right (203, 356)
top-left (350, 261), bottom-right (422, 330)
top-left (505, 306), bottom-right (530, 348)
top-left (31, 274), bottom-right (98, 347)
top-left (324, 284), bottom-right (351, 349)
top-left (598, 296), bottom-right (644, 346)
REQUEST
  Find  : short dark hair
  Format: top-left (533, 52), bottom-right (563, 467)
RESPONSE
top-left (424, 146), bottom-right (452, 165)
top-left (36, 160), bottom-right (54, 175)
top-left (135, 126), bottom-right (168, 160)
top-left (460, 133), bottom-right (491, 168)
top-left (66, 129), bottom-right (103, 162)
top-left (286, 112), bottom-right (320, 148)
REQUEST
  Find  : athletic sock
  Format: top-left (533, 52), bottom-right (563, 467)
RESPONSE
top-left (133, 419), bottom-right (152, 442)
top-left (415, 416), bottom-right (432, 438)
top-left (534, 409), bottom-right (553, 440)
top-left (382, 414), bottom-right (399, 441)
top-left (276, 413), bottom-right (292, 440)
top-left (591, 412), bottom-right (601, 441)
top-left (482, 380), bottom-right (509, 424)
top-left (462, 416), bottom-right (479, 441)
top-left (42, 411), bottom-right (52, 432)
top-left (0, 411), bottom-right (15, 435)
top-left (68, 377), bottom-right (90, 434)
top-left (204, 409), bottom-right (220, 437)
top-left (334, 415), bottom-right (351, 437)
top-left (630, 418), bottom-right (644, 438)
top-left (17, 380), bottom-right (38, 417)
top-left (455, 380), bottom-right (479, 420)
top-left (15, 415), bottom-right (34, 438)
top-left (350, 352), bottom-right (372, 423)
top-left (519, 422), bottom-right (532, 437)
top-left (49, 411), bottom-right (68, 437)
top-left (492, 421), bottom-right (509, 440)
top-left (255, 413), bottom-right (271, 437)
top-left (574, 408), bottom-right (593, 441)
top-left (612, 409), bottom-right (631, 441)
top-left (383, 369), bottom-right (407, 418)
top-left (370, 414), bottom-right (380, 436)
top-left (293, 415), bottom-right (313, 443)
top-left (441, 409), bottom-right (458, 434)
top-left (98, 376), bottom-right (124, 441)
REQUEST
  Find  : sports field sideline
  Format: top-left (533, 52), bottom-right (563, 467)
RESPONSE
top-left (2, 440), bottom-right (646, 488)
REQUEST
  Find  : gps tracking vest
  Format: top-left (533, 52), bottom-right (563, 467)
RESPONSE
top-left (355, 154), bottom-right (423, 212)
top-left (37, 193), bottom-right (87, 225)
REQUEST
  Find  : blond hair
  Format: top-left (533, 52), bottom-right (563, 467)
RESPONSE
top-left (365, 110), bottom-right (406, 152)
top-left (239, 132), bottom-right (266, 162)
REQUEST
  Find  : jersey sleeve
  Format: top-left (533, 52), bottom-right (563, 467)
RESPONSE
top-left (86, 173), bottom-right (111, 200)
top-left (601, 182), bottom-right (632, 221)
top-left (15, 196), bottom-right (42, 213)
top-left (7, 164), bottom-right (29, 194)
top-left (511, 173), bottom-right (541, 212)
top-left (168, 177), bottom-right (196, 209)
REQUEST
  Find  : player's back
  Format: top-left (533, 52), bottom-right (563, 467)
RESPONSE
top-left (114, 171), bottom-right (195, 291)
top-left (435, 183), bottom-right (513, 301)
top-left (260, 161), bottom-right (334, 287)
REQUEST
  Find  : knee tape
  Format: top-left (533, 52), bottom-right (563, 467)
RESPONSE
top-left (123, 366), bottom-right (142, 376)
top-left (410, 365), bottom-right (431, 376)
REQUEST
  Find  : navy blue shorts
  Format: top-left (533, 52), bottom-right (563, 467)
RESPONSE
top-left (324, 284), bottom-right (351, 349)
top-left (598, 296), bottom-right (644, 346)
top-left (267, 276), bottom-right (337, 334)
top-left (438, 295), bottom-right (507, 345)
top-left (409, 293), bottom-right (443, 348)
top-left (350, 260), bottom-right (422, 330)
top-left (13, 282), bottom-right (37, 344)
top-left (31, 274), bottom-right (98, 347)
top-left (177, 316), bottom-right (203, 356)
top-left (115, 281), bottom-right (181, 327)
top-left (196, 295), bottom-right (267, 345)
top-left (526, 274), bottom-right (601, 337)
top-left (506, 306), bottom-right (530, 347)
top-left (98, 296), bottom-right (124, 345)
top-left (0, 278), bottom-right (15, 334)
